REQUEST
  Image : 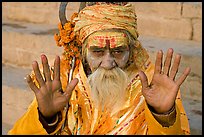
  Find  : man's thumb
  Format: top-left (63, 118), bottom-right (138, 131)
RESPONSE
top-left (138, 71), bottom-right (149, 89)
top-left (64, 78), bottom-right (79, 99)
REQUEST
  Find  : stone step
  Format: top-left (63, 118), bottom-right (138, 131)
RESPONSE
top-left (2, 64), bottom-right (202, 135)
top-left (2, 20), bottom-right (63, 68)
top-left (2, 64), bottom-right (34, 135)
top-left (2, 85), bottom-right (34, 135)
top-left (2, 2), bottom-right (80, 25)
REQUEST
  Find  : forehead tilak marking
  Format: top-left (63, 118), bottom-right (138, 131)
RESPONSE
top-left (87, 32), bottom-right (128, 48)
top-left (105, 39), bottom-right (110, 48)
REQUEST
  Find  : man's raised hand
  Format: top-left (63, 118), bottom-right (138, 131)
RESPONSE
top-left (26, 54), bottom-right (78, 118)
top-left (139, 48), bottom-right (191, 114)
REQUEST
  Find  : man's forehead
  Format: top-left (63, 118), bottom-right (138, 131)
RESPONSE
top-left (87, 31), bottom-right (129, 48)
top-left (89, 45), bottom-right (129, 50)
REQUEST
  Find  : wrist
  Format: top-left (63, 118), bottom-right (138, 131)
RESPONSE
top-left (38, 107), bottom-right (59, 124)
top-left (148, 104), bottom-right (175, 114)
top-left (38, 107), bottom-right (62, 134)
top-left (150, 105), bottom-right (176, 127)
top-left (38, 107), bottom-right (56, 119)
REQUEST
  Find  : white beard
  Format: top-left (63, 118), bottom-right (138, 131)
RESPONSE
top-left (87, 67), bottom-right (128, 114)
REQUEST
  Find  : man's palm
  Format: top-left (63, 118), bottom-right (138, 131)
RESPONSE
top-left (139, 49), bottom-right (190, 114)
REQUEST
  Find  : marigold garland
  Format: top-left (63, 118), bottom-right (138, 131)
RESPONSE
top-left (54, 13), bottom-right (82, 71)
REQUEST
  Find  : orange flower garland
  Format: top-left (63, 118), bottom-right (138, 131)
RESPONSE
top-left (54, 13), bottom-right (82, 70)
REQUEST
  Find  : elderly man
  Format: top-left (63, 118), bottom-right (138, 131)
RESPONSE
top-left (8, 2), bottom-right (191, 135)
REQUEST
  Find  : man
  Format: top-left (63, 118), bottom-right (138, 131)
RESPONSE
top-left (8, 2), bottom-right (191, 135)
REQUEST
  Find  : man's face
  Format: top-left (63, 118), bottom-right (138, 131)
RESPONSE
top-left (85, 31), bottom-right (130, 72)
top-left (85, 30), bottom-right (130, 113)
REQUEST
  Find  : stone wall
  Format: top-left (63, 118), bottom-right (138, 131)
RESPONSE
top-left (3, 2), bottom-right (202, 42)
top-left (131, 2), bottom-right (202, 41)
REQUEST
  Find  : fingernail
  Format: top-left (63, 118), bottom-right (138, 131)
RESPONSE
top-left (169, 48), bottom-right (173, 52)
top-left (176, 54), bottom-right (181, 58)
top-left (41, 54), bottom-right (46, 60)
top-left (32, 61), bottom-right (37, 65)
top-left (56, 55), bottom-right (60, 59)
top-left (187, 67), bottom-right (191, 72)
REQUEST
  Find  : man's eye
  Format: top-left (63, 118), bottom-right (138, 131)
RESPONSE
top-left (92, 50), bottom-right (104, 56)
top-left (112, 50), bottom-right (123, 54)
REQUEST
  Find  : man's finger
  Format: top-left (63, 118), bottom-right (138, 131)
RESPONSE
top-left (163, 48), bottom-right (173, 76)
top-left (169, 54), bottom-right (181, 80)
top-left (41, 54), bottom-right (52, 82)
top-left (138, 71), bottom-right (149, 89)
top-left (26, 74), bottom-right (39, 94)
top-left (32, 61), bottom-right (45, 87)
top-left (53, 55), bottom-right (60, 81)
top-left (154, 50), bottom-right (163, 75)
top-left (64, 78), bottom-right (79, 100)
top-left (175, 67), bottom-right (191, 86)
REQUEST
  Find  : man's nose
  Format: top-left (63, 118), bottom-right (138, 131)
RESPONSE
top-left (100, 53), bottom-right (116, 70)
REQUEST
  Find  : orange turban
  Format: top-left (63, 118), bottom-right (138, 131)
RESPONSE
top-left (74, 3), bottom-right (139, 43)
